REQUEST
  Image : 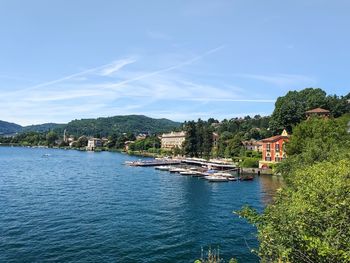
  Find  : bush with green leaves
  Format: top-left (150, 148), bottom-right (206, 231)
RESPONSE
top-left (237, 115), bottom-right (350, 262)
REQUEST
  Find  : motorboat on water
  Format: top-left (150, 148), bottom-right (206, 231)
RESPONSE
top-left (179, 170), bottom-right (200, 176)
top-left (180, 169), bottom-right (203, 177)
top-left (204, 175), bottom-right (229, 182)
top-left (169, 168), bottom-right (187, 173)
top-left (227, 177), bottom-right (238, 181)
top-left (214, 172), bottom-right (232, 177)
top-left (214, 172), bottom-right (238, 181)
top-left (155, 166), bottom-right (172, 171)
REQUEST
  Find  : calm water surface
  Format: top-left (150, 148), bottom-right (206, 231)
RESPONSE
top-left (0, 147), bottom-right (282, 262)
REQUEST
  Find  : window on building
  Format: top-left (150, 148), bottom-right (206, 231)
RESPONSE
top-left (265, 157), bottom-right (271, 161)
top-left (266, 143), bottom-right (270, 152)
top-left (275, 143), bottom-right (280, 152)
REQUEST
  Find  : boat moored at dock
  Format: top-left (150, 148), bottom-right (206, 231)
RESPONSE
top-left (204, 175), bottom-right (229, 182)
top-left (155, 166), bottom-right (172, 171)
top-left (169, 168), bottom-right (187, 173)
top-left (125, 160), bottom-right (182, 167)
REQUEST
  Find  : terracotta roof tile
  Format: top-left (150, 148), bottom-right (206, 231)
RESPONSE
top-left (305, 107), bottom-right (330, 113)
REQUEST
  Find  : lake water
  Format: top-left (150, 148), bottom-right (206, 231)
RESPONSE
top-left (0, 147), bottom-right (282, 262)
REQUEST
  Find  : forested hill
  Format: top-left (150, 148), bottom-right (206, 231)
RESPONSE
top-left (0, 115), bottom-right (181, 137)
top-left (22, 123), bottom-right (65, 133)
top-left (0, 120), bottom-right (22, 135)
top-left (55, 115), bottom-right (181, 137)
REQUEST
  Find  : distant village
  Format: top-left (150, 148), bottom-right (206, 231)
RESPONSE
top-left (60, 107), bottom-right (332, 170)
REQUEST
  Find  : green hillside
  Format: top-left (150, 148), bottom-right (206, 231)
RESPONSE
top-left (56, 115), bottom-right (181, 137)
top-left (0, 120), bottom-right (22, 135)
top-left (22, 123), bottom-right (65, 133)
top-left (0, 115), bottom-right (181, 137)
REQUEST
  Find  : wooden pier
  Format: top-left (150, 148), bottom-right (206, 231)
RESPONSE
top-left (126, 157), bottom-right (239, 170)
top-left (181, 159), bottom-right (237, 170)
top-left (125, 160), bottom-right (181, 167)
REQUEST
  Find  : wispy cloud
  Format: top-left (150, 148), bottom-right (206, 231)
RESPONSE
top-left (1, 45), bottom-right (278, 125)
top-left (100, 58), bottom-right (136, 76)
top-left (237, 73), bottom-right (316, 87)
top-left (107, 45), bottom-right (225, 90)
top-left (16, 57), bottom-right (136, 93)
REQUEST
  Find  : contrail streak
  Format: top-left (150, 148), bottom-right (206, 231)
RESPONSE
top-left (107, 45), bottom-right (225, 90)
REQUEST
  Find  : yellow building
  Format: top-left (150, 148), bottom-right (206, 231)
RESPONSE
top-left (161, 131), bottom-right (186, 149)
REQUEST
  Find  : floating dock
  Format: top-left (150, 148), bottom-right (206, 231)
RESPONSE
top-left (125, 160), bottom-right (182, 167)
top-left (126, 158), bottom-right (238, 170)
top-left (181, 159), bottom-right (237, 170)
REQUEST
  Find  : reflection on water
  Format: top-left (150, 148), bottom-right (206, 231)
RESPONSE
top-left (259, 175), bottom-right (284, 205)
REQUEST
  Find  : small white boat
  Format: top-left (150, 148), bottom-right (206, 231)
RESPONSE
top-left (214, 172), bottom-right (232, 177)
top-left (191, 172), bottom-right (205, 177)
top-left (204, 175), bottom-right (229, 182)
top-left (179, 170), bottom-right (199, 176)
top-left (169, 168), bottom-right (187, 173)
top-left (227, 177), bottom-right (238, 181)
top-left (155, 166), bottom-right (171, 171)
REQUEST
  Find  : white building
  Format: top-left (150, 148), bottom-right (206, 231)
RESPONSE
top-left (87, 138), bottom-right (102, 151)
top-left (161, 131), bottom-right (186, 149)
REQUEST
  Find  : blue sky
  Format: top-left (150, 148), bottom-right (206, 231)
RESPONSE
top-left (0, 0), bottom-right (349, 125)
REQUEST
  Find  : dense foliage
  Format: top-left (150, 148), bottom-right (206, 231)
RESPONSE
top-left (0, 131), bottom-right (49, 146)
top-left (0, 115), bottom-right (180, 138)
top-left (57, 115), bottom-right (181, 137)
top-left (237, 115), bottom-right (350, 262)
top-left (270, 88), bottom-right (350, 133)
top-left (183, 119), bottom-right (214, 159)
top-left (128, 136), bottom-right (161, 151)
top-left (217, 115), bottom-right (271, 139)
top-left (22, 123), bottom-right (64, 133)
top-left (183, 115), bottom-right (270, 159)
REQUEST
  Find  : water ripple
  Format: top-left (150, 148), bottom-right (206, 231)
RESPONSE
top-left (0, 147), bottom-right (280, 262)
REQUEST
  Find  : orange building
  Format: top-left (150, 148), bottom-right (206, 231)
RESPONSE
top-left (259, 129), bottom-right (289, 168)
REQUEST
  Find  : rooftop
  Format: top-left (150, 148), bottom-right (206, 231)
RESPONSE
top-left (305, 107), bottom-right (330, 114)
top-left (261, 129), bottom-right (289, 143)
top-left (161, 131), bottom-right (186, 138)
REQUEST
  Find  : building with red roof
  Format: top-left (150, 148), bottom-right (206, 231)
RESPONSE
top-left (305, 107), bottom-right (330, 119)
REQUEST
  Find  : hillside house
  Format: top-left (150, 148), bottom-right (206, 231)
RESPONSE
top-left (242, 139), bottom-right (263, 152)
top-left (259, 129), bottom-right (289, 168)
top-left (87, 138), bottom-right (102, 151)
top-left (305, 107), bottom-right (330, 119)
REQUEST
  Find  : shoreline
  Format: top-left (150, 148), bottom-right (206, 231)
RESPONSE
top-left (0, 144), bottom-right (272, 175)
top-left (0, 143), bottom-right (163, 158)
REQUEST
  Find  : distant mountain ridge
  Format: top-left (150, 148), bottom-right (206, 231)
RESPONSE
top-left (56, 115), bottom-right (181, 137)
top-left (0, 115), bottom-right (181, 136)
top-left (0, 120), bottom-right (22, 135)
top-left (22, 123), bottom-right (65, 133)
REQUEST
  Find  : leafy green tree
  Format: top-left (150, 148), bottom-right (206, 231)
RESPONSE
top-left (183, 121), bottom-right (198, 157)
top-left (76, 136), bottom-right (88, 147)
top-left (237, 114), bottom-right (350, 263)
top-left (269, 89), bottom-right (324, 133)
top-left (238, 159), bottom-right (350, 262)
top-left (277, 115), bottom-right (350, 181)
top-left (202, 125), bottom-right (213, 159)
top-left (270, 88), bottom-right (349, 134)
top-left (225, 134), bottom-right (243, 158)
top-left (46, 131), bottom-right (58, 146)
